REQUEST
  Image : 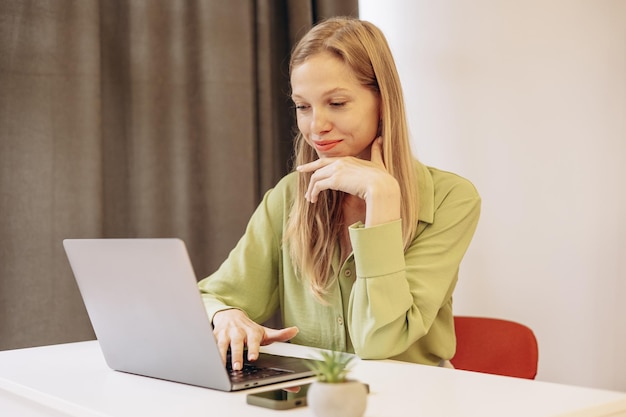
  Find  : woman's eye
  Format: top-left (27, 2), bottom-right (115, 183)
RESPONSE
top-left (330, 102), bottom-right (346, 107)
top-left (294, 104), bottom-right (310, 111)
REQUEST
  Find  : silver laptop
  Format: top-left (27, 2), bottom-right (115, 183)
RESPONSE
top-left (63, 238), bottom-right (317, 391)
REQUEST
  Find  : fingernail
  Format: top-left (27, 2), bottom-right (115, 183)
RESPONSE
top-left (233, 362), bottom-right (241, 371)
top-left (248, 353), bottom-right (257, 361)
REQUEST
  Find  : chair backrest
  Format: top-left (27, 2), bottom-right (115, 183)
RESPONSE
top-left (451, 316), bottom-right (539, 379)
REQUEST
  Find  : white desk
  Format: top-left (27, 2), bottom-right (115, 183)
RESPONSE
top-left (0, 341), bottom-right (625, 417)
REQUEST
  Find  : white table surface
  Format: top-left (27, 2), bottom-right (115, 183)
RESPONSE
top-left (0, 341), bottom-right (625, 417)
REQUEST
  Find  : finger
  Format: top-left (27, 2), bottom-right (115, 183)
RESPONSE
top-left (370, 137), bottom-right (384, 167)
top-left (296, 158), bottom-right (336, 173)
top-left (263, 326), bottom-right (299, 344)
top-left (305, 161), bottom-right (343, 202)
top-left (229, 333), bottom-right (246, 371)
top-left (245, 328), bottom-right (265, 362)
top-left (215, 332), bottom-right (230, 366)
top-left (306, 175), bottom-right (335, 203)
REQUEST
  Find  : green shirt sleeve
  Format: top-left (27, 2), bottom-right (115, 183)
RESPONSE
top-left (197, 180), bottom-right (287, 324)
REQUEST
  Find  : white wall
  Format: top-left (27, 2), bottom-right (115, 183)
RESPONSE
top-left (360, 0), bottom-right (626, 391)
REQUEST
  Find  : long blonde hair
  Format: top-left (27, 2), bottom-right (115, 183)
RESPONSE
top-left (285, 17), bottom-right (419, 299)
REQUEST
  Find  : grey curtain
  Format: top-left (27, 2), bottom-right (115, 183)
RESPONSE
top-left (0, 0), bottom-right (357, 351)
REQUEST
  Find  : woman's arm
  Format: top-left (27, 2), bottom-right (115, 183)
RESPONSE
top-left (198, 180), bottom-right (298, 370)
top-left (347, 168), bottom-right (481, 359)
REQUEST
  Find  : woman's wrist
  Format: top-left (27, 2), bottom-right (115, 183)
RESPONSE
top-left (364, 176), bottom-right (401, 227)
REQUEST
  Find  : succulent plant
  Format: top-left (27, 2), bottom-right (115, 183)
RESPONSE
top-left (307, 349), bottom-right (356, 383)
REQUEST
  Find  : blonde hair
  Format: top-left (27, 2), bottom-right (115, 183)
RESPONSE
top-left (285, 17), bottom-right (419, 299)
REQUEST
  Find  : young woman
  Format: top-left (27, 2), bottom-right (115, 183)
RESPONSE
top-left (198, 17), bottom-right (481, 372)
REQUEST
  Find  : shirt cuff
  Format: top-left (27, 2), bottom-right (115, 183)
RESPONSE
top-left (348, 219), bottom-right (405, 278)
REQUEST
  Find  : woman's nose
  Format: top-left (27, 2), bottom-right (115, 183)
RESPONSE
top-left (310, 109), bottom-right (332, 135)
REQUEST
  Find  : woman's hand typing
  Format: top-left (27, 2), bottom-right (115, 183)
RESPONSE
top-left (212, 309), bottom-right (299, 371)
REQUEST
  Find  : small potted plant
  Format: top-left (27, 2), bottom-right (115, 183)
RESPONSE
top-left (306, 349), bottom-right (368, 417)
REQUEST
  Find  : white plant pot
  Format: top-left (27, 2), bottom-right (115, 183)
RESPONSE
top-left (307, 380), bottom-right (368, 417)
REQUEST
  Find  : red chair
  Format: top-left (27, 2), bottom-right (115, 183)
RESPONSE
top-left (451, 316), bottom-right (539, 379)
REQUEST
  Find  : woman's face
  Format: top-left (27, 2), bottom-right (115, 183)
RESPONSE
top-left (290, 52), bottom-right (380, 159)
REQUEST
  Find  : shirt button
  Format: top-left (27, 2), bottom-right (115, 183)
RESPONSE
top-left (337, 316), bottom-right (344, 326)
top-left (344, 269), bottom-right (352, 277)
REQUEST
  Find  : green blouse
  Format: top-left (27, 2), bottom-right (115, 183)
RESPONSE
top-left (198, 160), bottom-right (481, 366)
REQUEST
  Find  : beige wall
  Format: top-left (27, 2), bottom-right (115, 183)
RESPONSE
top-left (360, 0), bottom-right (626, 391)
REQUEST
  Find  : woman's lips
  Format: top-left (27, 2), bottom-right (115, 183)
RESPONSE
top-left (313, 140), bottom-right (341, 152)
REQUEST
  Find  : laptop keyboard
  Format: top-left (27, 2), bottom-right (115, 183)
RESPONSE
top-left (227, 362), bottom-right (291, 382)
top-left (225, 348), bottom-right (295, 382)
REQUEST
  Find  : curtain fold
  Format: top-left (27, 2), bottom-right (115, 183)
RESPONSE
top-left (0, 0), bottom-right (103, 349)
top-left (99, 1), bottom-right (261, 276)
top-left (0, 0), bottom-right (357, 351)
